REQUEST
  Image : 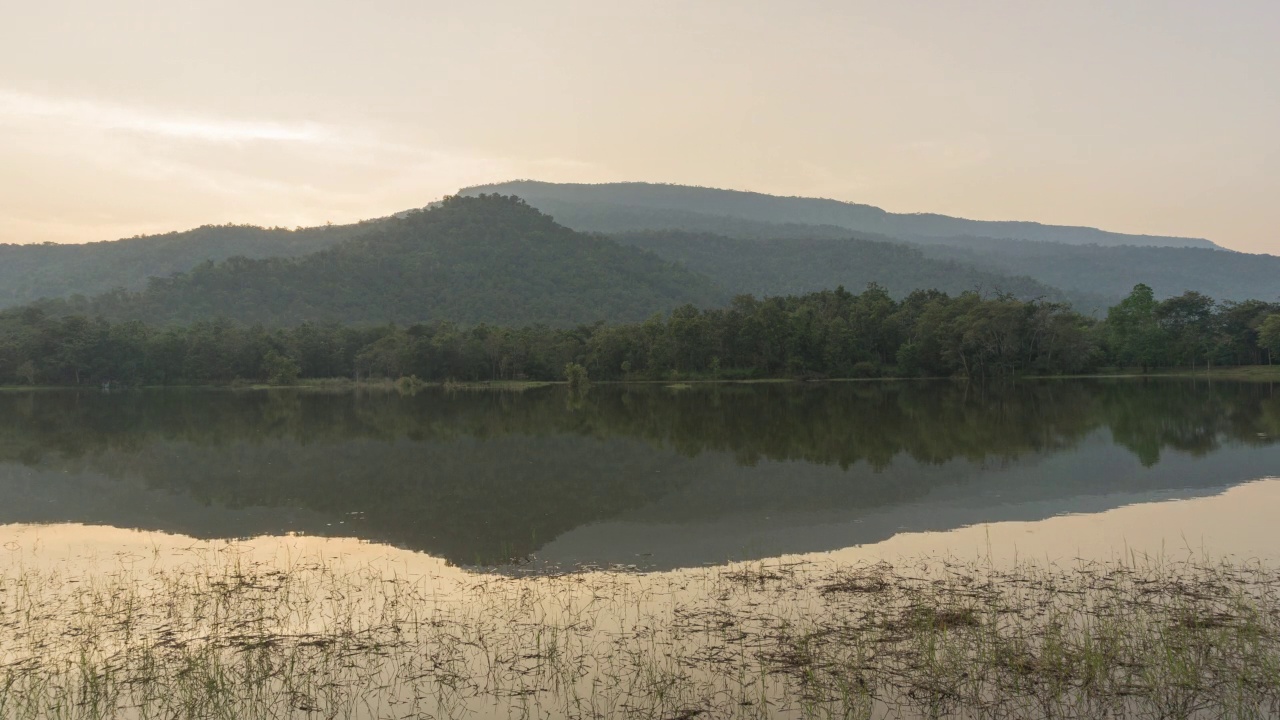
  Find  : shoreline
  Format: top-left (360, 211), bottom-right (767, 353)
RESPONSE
top-left (3, 364), bottom-right (1278, 392)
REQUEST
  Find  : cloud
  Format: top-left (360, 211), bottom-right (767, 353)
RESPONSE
top-left (0, 88), bottom-right (606, 242)
top-left (0, 89), bottom-right (331, 144)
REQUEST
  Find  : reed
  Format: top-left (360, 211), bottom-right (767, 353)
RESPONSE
top-left (1, 548), bottom-right (1277, 719)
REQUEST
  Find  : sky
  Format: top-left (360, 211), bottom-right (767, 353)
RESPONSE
top-left (0, 0), bottom-right (1276, 252)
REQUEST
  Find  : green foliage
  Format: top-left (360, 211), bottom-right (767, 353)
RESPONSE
top-left (3, 284), bottom-right (1276, 389)
top-left (1097, 285), bottom-right (1280, 371)
top-left (612, 231), bottom-right (1100, 310)
top-left (393, 375), bottom-right (428, 395)
top-left (0, 222), bottom-right (371, 308)
top-left (262, 350), bottom-right (301, 385)
top-left (5, 182), bottom-right (1274, 333)
top-left (16, 359), bottom-right (35, 385)
top-left (920, 240), bottom-right (1280, 308)
top-left (1105, 284), bottom-right (1164, 371)
top-left (1155, 290), bottom-right (1216, 367)
top-left (466, 182), bottom-right (1278, 309)
top-left (563, 362), bottom-right (589, 391)
top-left (1260, 315), bottom-right (1280, 363)
top-left (38, 195), bottom-right (726, 328)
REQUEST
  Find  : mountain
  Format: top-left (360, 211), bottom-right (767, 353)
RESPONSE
top-left (8, 180), bottom-right (1271, 324)
top-left (613, 231), bottom-right (1108, 312)
top-left (0, 222), bottom-right (373, 308)
top-left (916, 240), bottom-right (1280, 305)
top-left (459, 181), bottom-right (1219, 249)
top-left (460, 181), bottom-right (1280, 305)
top-left (42, 194), bottom-right (727, 327)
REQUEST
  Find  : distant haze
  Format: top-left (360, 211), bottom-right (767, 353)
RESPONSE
top-left (1, 1), bottom-right (1277, 252)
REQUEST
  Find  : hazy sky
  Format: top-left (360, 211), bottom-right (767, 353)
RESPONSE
top-left (1, 1), bottom-right (1276, 251)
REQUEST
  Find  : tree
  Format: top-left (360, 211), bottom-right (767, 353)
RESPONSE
top-left (564, 362), bottom-right (589, 391)
top-left (354, 329), bottom-right (410, 379)
top-left (1260, 315), bottom-right (1280, 364)
top-left (262, 350), bottom-right (301, 385)
top-left (16, 359), bottom-right (36, 385)
top-left (1155, 291), bottom-right (1216, 368)
top-left (50, 315), bottom-right (97, 384)
top-left (1216, 300), bottom-right (1276, 366)
top-left (6, 285), bottom-right (1276, 388)
top-left (1106, 284), bottom-right (1165, 371)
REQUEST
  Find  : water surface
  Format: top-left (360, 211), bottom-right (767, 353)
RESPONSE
top-left (2, 378), bottom-right (1277, 567)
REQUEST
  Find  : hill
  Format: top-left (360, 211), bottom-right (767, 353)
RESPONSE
top-left (916, 240), bottom-right (1280, 305)
top-left (0, 222), bottom-right (372, 308)
top-left (460, 181), bottom-right (1218, 249)
top-left (459, 181), bottom-right (1279, 305)
top-left (9, 180), bottom-right (1272, 322)
top-left (41, 194), bottom-right (728, 327)
top-left (613, 231), bottom-right (1108, 312)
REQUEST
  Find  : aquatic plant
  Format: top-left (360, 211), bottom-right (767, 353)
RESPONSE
top-left (1, 548), bottom-right (1278, 719)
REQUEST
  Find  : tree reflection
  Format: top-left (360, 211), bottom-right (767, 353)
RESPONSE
top-left (0, 379), bottom-right (1276, 563)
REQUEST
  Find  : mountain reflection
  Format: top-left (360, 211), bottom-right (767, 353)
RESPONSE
top-left (0, 380), bottom-right (1276, 566)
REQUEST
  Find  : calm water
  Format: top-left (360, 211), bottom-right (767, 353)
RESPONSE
top-left (2, 378), bottom-right (1278, 568)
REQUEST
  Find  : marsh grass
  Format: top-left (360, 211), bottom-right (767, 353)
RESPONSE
top-left (1, 548), bottom-right (1278, 719)
top-left (441, 379), bottom-right (553, 392)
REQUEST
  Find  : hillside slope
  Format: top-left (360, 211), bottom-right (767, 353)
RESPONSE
top-left (0, 223), bottom-right (374, 308)
top-left (45, 195), bottom-right (728, 327)
top-left (461, 181), bottom-right (1217, 249)
top-left (459, 181), bottom-right (1279, 304)
top-left (614, 231), bottom-right (1108, 311)
top-left (917, 240), bottom-right (1280, 304)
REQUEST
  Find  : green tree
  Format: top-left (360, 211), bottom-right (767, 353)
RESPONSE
top-left (1260, 315), bottom-right (1280, 364)
top-left (16, 359), bottom-right (36, 385)
top-left (262, 350), bottom-right (301, 385)
top-left (1215, 300), bottom-right (1277, 365)
top-left (1106, 284), bottom-right (1165, 371)
top-left (564, 362), bottom-right (590, 391)
top-left (1155, 291), bottom-right (1216, 368)
top-left (52, 315), bottom-right (97, 384)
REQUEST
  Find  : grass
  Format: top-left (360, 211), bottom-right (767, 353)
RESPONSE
top-left (219, 378), bottom-right (557, 392)
top-left (441, 379), bottom-right (555, 391)
top-left (1169, 365), bottom-right (1280, 381)
top-left (2, 548), bottom-right (1279, 719)
top-left (5, 364), bottom-right (1277, 393)
top-left (1041, 365), bottom-right (1280, 382)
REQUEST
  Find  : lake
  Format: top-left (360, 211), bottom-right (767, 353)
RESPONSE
top-left (3, 378), bottom-right (1278, 567)
top-left (3, 379), bottom-right (1279, 718)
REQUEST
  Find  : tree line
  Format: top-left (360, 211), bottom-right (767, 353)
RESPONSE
top-left (2, 284), bottom-right (1278, 387)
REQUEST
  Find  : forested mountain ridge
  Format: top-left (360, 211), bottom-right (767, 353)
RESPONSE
top-left (459, 181), bottom-right (1218, 249)
top-left (36, 194), bottom-right (728, 327)
top-left (916, 241), bottom-right (1280, 305)
top-left (457, 197), bottom-right (860, 241)
top-left (613, 230), bottom-right (1110, 313)
top-left (5, 180), bottom-right (1273, 320)
top-left (458, 181), bottom-right (1279, 305)
top-left (0, 222), bottom-right (374, 308)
